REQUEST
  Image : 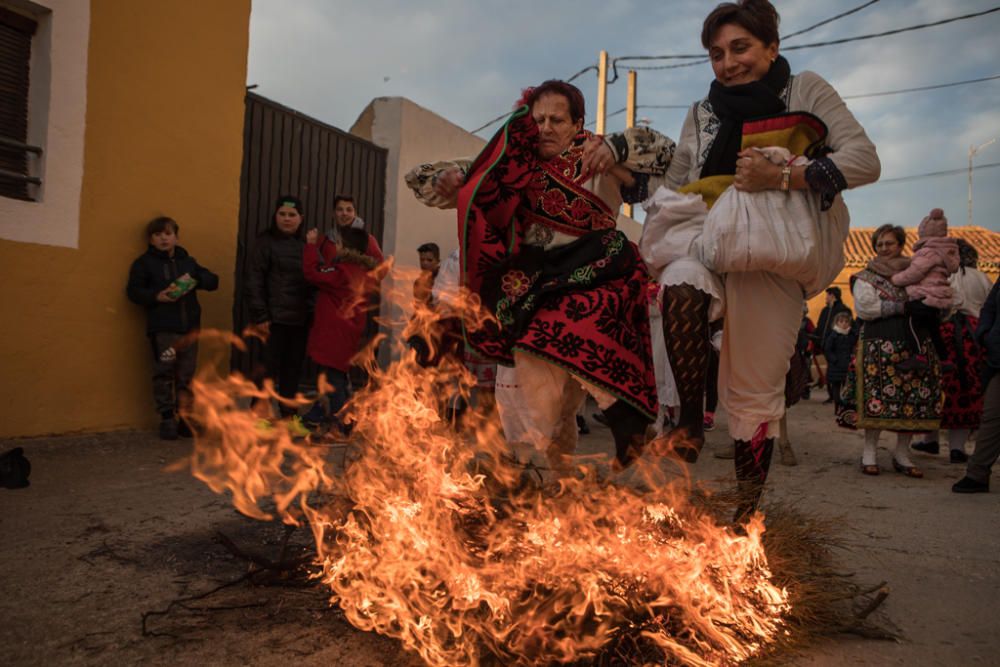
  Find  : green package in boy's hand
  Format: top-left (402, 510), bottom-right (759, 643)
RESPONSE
top-left (165, 274), bottom-right (198, 300)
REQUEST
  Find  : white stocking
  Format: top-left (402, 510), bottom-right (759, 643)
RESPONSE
top-left (863, 429), bottom-right (880, 467)
top-left (948, 429), bottom-right (970, 453)
top-left (894, 432), bottom-right (915, 467)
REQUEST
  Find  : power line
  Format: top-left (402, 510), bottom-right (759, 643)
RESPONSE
top-left (875, 161), bottom-right (1000, 185)
top-left (618, 6), bottom-right (1000, 69)
top-left (586, 74), bottom-right (1000, 128)
top-left (584, 108), bottom-right (626, 127)
top-left (612, 0), bottom-right (882, 65)
top-left (781, 0), bottom-right (880, 41)
top-left (842, 74), bottom-right (1000, 100)
top-left (621, 73), bottom-right (1000, 123)
top-left (470, 6), bottom-right (1000, 134)
top-left (566, 65), bottom-right (598, 83)
top-left (471, 2), bottom-right (877, 132)
top-left (469, 65), bottom-right (603, 133)
top-left (624, 59), bottom-right (707, 73)
top-left (470, 111), bottom-right (514, 135)
top-left (782, 6), bottom-right (1000, 52)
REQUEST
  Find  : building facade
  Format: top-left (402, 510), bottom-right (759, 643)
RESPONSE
top-left (0, 0), bottom-right (250, 437)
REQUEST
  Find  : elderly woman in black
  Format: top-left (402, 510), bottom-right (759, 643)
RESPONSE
top-left (838, 224), bottom-right (942, 477)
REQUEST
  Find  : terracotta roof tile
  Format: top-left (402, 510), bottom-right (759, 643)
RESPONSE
top-left (844, 225), bottom-right (1000, 272)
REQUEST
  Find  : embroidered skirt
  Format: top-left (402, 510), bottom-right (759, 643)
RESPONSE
top-left (837, 325), bottom-right (943, 432)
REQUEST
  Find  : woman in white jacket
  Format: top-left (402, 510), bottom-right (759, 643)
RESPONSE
top-left (586, 0), bottom-right (880, 521)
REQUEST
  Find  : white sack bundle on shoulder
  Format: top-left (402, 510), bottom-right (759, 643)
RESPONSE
top-left (638, 187), bottom-right (708, 278)
top-left (698, 146), bottom-right (842, 297)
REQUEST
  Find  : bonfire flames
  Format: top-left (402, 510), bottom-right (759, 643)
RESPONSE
top-left (183, 272), bottom-right (789, 666)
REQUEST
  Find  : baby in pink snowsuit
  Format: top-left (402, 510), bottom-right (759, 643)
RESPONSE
top-left (891, 208), bottom-right (958, 372)
top-left (890, 208), bottom-right (960, 308)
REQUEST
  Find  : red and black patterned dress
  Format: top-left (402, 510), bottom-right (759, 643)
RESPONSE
top-left (456, 107), bottom-right (658, 418)
top-left (938, 312), bottom-right (985, 430)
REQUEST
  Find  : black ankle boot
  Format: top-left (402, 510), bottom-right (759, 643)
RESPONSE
top-left (732, 437), bottom-right (774, 524)
top-left (666, 401), bottom-right (706, 463)
top-left (733, 478), bottom-right (765, 525)
top-left (601, 400), bottom-right (651, 469)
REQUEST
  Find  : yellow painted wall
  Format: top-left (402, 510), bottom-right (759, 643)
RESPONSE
top-left (0, 0), bottom-right (250, 437)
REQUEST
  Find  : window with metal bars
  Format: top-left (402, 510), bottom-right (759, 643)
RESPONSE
top-left (0, 5), bottom-right (40, 201)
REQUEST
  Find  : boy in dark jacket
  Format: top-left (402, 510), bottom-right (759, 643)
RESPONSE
top-left (126, 216), bottom-right (219, 439)
top-left (823, 311), bottom-right (854, 413)
top-left (815, 287), bottom-right (850, 402)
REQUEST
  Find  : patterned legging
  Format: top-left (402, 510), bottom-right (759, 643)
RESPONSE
top-left (661, 284), bottom-right (711, 439)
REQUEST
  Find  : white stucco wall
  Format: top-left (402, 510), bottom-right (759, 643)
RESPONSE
top-left (0, 0), bottom-right (89, 248)
top-left (351, 97), bottom-right (486, 359)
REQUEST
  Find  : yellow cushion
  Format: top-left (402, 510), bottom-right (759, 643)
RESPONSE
top-left (740, 112), bottom-right (827, 156)
top-left (678, 175), bottom-right (734, 210)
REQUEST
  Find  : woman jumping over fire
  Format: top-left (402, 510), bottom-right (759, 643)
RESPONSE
top-left (405, 80), bottom-right (669, 474)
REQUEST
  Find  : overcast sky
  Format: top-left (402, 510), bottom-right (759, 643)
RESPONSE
top-left (248, 0), bottom-right (1000, 231)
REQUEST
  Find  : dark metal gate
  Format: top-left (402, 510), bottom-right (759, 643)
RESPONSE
top-left (232, 92), bottom-right (388, 381)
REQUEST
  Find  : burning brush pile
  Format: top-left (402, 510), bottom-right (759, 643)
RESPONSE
top-left (180, 283), bottom-right (874, 666)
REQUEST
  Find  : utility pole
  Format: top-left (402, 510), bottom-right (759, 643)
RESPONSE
top-left (623, 70), bottom-right (637, 218)
top-left (968, 137), bottom-right (997, 226)
top-left (596, 50), bottom-right (608, 135)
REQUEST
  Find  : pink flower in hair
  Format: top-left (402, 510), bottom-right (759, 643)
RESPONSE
top-left (515, 87), bottom-right (535, 110)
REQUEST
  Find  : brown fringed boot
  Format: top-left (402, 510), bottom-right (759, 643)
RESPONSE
top-left (661, 284), bottom-right (711, 462)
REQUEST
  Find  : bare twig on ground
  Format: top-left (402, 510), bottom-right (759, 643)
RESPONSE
top-left (142, 527), bottom-right (319, 638)
top-left (141, 571), bottom-right (257, 637)
top-left (213, 531), bottom-right (312, 573)
top-left (854, 584), bottom-right (890, 621)
top-left (78, 539), bottom-right (140, 567)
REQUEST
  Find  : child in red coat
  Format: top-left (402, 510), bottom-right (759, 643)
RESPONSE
top-left (301, 226), bottom-right (379, 432)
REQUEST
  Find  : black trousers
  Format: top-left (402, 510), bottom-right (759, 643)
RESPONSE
top-left (705, 348), bottom-right (719, 414)
top-left (150, 332), bottom-right (198, 418)
top-left (262, 323), bottom-right (308, 415)
top-left (829, 379), bottom-right (844, 408)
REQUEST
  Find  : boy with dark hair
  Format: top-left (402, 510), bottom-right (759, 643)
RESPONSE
top-left (331, 194), bottom-right (384, 262)
top-left (414, 242), bottom-right (441, 308)
top-left (824, 311), bottom-right (855, 413)
top-left (127, 216), bottom-right (219, 439)
top-left (417, 242), bottom-right (439, 264)
top-left (333, 194), bottom-right (356, 209)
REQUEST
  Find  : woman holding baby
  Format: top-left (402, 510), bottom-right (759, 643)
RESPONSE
top-left (837, 222), bottom-right (947, 478)
top-left (587, 0), bottom-right (880, 520)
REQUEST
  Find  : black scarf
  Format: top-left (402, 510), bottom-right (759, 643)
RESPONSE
top-left (700, 55), bottom-right (791, 178)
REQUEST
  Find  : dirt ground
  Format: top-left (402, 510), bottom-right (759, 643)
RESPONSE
top-left (2, 395), bottom-right (999, 666)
